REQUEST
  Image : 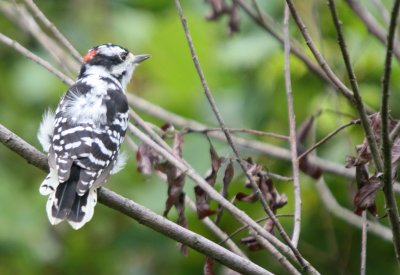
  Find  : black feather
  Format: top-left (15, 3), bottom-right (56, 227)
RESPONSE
top-left (104, 88), bottom-right (128, 123)
top-left (52, 165), bottom-right (80, 219)
top-left (67, 190), bottom-right (90, 222)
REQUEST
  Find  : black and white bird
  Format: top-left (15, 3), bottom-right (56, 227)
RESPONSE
top-left (37, 43), bottom-right (149, 229)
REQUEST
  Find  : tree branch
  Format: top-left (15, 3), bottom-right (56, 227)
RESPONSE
top-left (0, 123), bottom-right (48, 171)
top-left (175, 1), bottom-right (314, 272)
top-left (23, 0), bottom-right (82, 63)
top-left (182, 127), bottom-right (288, 141)
top-left (380, 0), bottom-right (400, 263)
top-left (0, 32), bottom-right (73, 86)
top-left (126, 134), bottom-right (249, 259)
top-left (100, 189), bottom-right (271, 275)
top-left (345, 0), bottom-right (400, 61)
top-left (0, 123), bottom-right (271, 275)
top-left (185, 197), bottom-right (248, 259)
top-left (298, 119), bottom-right (360, 161)
top-left (127, 94), bottom-right (356, 180)
top-left (235, 0), bottom-right (333, 88)
top-left (0, 1), bottom-right (79, 75)
top-left (284, 0), bottom-right (354, 102)
top-left (128, 123), bottom-right (305, 274)
top-left (327, 0), bottom-right (383, 173)
top-left (283, 4), bottom-right (301, 248)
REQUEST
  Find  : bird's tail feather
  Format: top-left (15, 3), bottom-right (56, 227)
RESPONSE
top-left (43, 165), bottom-right (97, 230)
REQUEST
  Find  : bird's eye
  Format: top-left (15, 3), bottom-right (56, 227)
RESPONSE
top-left (119, 51), bottom-right (128, 61)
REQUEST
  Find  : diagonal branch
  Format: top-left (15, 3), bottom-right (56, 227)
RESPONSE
top-left (0, 32), bottom-right (73, 86)
top-left (346, 0), bottom-right (400, 61)
top-left (0, 123), bottom-right (271, 275)
top-left (326, 0), bottom-right (383, 172)
top-left (175, 1), bottom-right (315, 272)
top-left (174, 0), bottom-right (271, 219)
top-left (298, 119), bottom-right (360, 161)
top-left (0, 1), bottom-right (79, 75)
top-left (284, 0), bottom-right (354, 102)
top-left (126, 93), bottom-right (356, 179)
top-left (0, 123), bottom-right (48, 171)
top-left (23, 0), bottom-right (82, 62)
top-left (100, 189), bottom-right (270, 274)
top-left (380, 0), bottom-right (400, 263)
top-left (235, 0), bottom-right (332, 87)
top-left (126, 137), bottom-right (248, 258)
top-left (128, 123), bottom-right (304, 274)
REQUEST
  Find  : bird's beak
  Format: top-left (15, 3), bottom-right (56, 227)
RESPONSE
top-left (133, 54), bottom-right (151, 63)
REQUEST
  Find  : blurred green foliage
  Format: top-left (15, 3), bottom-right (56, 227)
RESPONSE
top-left (0, 0), bottom-right (399, 274)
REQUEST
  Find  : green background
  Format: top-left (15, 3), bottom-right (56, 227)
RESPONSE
top-left (0, 0), bottom-right (398, 274)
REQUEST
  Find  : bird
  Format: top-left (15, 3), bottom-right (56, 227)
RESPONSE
top-left (37, 43), bottom-right (150, 229)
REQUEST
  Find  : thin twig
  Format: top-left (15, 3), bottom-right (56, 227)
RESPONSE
top-left (0, 2), bottom-right (78, 75)
top-left (128, 123), bottom-right (304, 274)
top-left (129, 116), bottom-right (292, 184)
top-left (127, 93), bottom-right (356, 179)
top-left (127, 137), bottom-right (248, 258)
top-left (298, 119), bottom-right (360, 161)
top-left (268, 172), bottom-right (293, 182)
top-left (254, 235), bottom-right (301, 275)
top-left (321, 108), bottom-right (357, 120)
top-left (346, 0), bottom-right (400, 60)
top-left (101, 189), bottom-right (271, 275)
top-left (183, 127), bottom-right (289, 141)
top-left (283, 4), bottom-right (301, 248)
top-left (284, 0), bottom-right (354, 102)
top-left (0, 32), bottom-right (73, 86)
top-left (129, 109), bottom-right (175, 157)
top-left (327, 0), bottom-right (383, 172)
top-left (235, 0), bottom-right (334, 90)
top-left (219, 214), bottom-right (294, 245)
top-left (390, 121), bottom-right (400, 142)
top-left (371, 0), bottom-right (390, 25)
top-left (23, 0), bottom-right (82, 62)
top-left (380, 0), bottom-right (400, 263)
top-left (127, 95), bottom-right (400, 193)
top-left (0, 123), bottom-right (271, 275)
top-left (174, 1), bottom-right (313, 272)
top-left (360, 211), bottom-right (368, 275)
top-left (185, 197), bottom-right (248, 259)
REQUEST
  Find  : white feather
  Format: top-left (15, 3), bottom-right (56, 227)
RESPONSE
top-left (65, 81), bottom-right (108, 126)
top-left (39, 168), bottom-right (59, 195)
top-left (68, 188), bottom-right (98, 230)
top-left (37, 109), bottom-right (55, 152)
top-left (111, 151), bottom-right (128, 175)
top-left (97, 44), bottom-right (127, 57)
top-left (46, 192), bottom-right (63, 226)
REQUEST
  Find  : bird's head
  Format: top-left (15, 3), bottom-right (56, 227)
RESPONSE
top-left (79, 43), bottom-right (150, 89)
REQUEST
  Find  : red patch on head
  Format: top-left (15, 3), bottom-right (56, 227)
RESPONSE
top-left (83, 49), bottom-right (97, 63)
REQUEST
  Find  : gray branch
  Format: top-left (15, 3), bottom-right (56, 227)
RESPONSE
top-left (0, 122), bottom-right (271, 275)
